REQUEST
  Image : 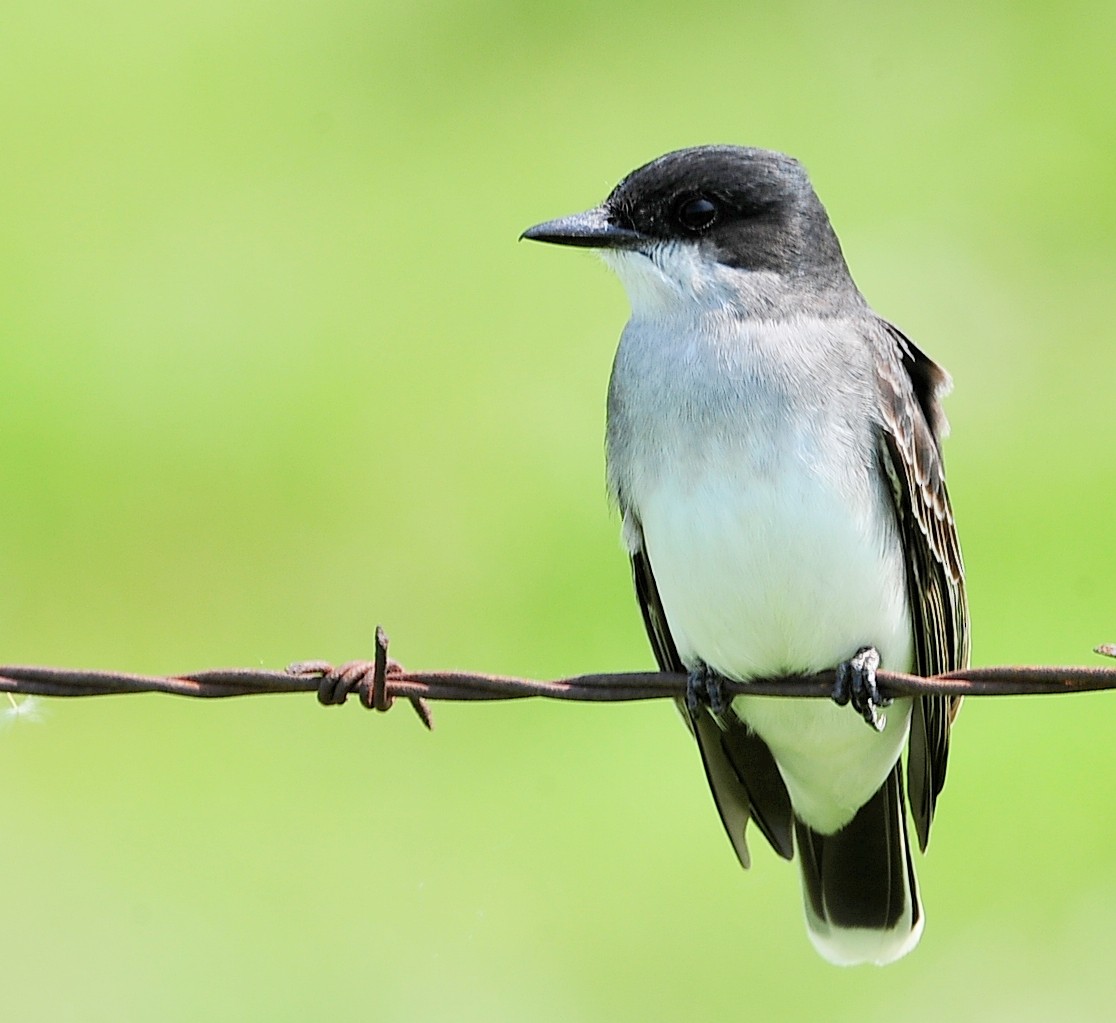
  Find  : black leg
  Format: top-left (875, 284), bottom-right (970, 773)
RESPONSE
top-left (832, 646), bottom-right (891, 732)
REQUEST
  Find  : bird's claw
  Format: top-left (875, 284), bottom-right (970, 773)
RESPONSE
top-left (832, 645), bottom-right (889, 732)
top-left (686, 661), bottom-right (729, 717)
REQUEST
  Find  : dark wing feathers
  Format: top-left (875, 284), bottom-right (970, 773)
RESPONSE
top-left (874, 321), bottom-right (969, 851)
top-left (631, 545), bottom-right (682, 676)
top-left (717, 714), bottom-right (794, 858)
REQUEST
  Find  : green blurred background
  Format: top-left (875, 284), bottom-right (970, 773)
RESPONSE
top-left (2, 2), bottom-right (1115, 1019)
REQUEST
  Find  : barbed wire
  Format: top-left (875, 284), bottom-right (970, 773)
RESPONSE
top-left (1, 627), bottom-right (1115, 730)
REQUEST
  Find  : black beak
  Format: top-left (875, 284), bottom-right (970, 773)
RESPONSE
top-left (520, 206), bottom-right (643, 249)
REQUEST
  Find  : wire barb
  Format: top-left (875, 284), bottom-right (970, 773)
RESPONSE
top-left (290, 628), bottom-right (433, 728)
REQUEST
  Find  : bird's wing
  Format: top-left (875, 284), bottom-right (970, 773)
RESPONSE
top-left (630, 538), bottom-right (794, 865)
top-left (873, 321), bottom-right (970, 852)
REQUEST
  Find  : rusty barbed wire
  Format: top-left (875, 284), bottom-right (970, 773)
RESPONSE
top-left (1, 626), bottom-right (1115, 731)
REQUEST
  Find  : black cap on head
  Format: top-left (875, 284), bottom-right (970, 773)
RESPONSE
top-left (523, 145), bottom-right (852, 284)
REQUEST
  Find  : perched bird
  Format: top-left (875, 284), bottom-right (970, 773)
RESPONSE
top-left (522, 146), bottom-right (968, 965)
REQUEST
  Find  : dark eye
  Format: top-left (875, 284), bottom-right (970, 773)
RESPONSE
top-left (676, 195), bottom-right (719, 232)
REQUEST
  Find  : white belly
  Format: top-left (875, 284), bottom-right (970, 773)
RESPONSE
top-left (639, 456), bottom-right (914, 833)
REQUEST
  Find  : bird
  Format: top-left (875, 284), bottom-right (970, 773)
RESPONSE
top-left (521, 145), bottom-right (968, 966)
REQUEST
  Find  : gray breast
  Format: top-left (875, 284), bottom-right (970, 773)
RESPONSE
top-left (605, 312), bottom-right (881, 511)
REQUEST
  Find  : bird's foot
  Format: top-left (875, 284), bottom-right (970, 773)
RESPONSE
top-left (832, 645), bottom-right (890, 733)
top-left (686, 661), bottom-right (729, 718)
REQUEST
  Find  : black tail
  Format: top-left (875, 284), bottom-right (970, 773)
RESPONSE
top-left (794, 763), bottom-right (922, 966)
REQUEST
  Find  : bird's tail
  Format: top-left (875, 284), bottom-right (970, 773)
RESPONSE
top-left (794, 763), bottom-right (923, 966)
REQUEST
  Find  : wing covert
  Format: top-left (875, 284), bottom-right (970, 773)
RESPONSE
top-left (873, 321), bottom-right (970, 851)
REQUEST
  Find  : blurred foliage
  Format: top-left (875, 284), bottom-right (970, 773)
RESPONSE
top-left (1, 1), bottom-right (1115, 1020)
